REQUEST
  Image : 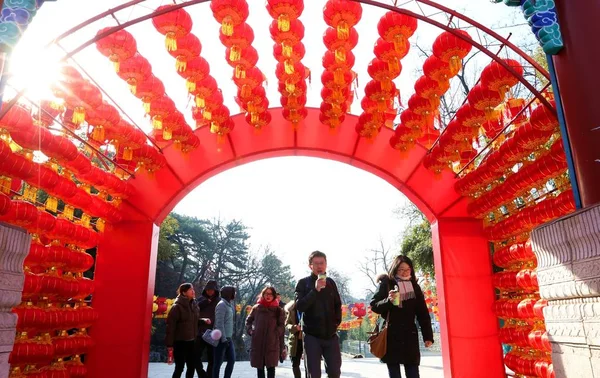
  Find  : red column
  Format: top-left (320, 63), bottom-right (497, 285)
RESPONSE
top-left (86, 220), bottom-right (159, 378)
top-left (431, 218), bottom-right (504, 378)
top-left (553, 2), bottom-right (600, 207)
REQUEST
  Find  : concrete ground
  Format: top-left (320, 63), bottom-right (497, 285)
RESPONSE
top-left (148, 353), bottom-right (444, 377)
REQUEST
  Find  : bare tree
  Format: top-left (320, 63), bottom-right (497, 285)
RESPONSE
top-left (357, 237), bottom-right (394, 296)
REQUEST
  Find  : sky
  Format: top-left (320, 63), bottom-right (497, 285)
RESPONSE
top-left (6, 0), bottom-right (535, 297)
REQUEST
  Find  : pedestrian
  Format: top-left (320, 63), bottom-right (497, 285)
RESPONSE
top-left (166, 283), bottom-right (200, 378)
top-left (196, 280), bottom-right (220, 378)
top-left (295, 251), bottom-right (342, 378)
top-left (370, 255), bottom-right (434, 378)
top-left (284, 300), bottom-right (305, 378)
top-left (213, 286), bottom-right (236, 378)
top-left (246, 286), bottom-right (286, 378)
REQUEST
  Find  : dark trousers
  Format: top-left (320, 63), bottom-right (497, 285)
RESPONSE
top-left (213, 339), bottom-right (235, 378)
top-left (256, 367), bottom-right (275, 378)
top-left (172, 340), bottom-right (195, 378)
top-left (195, 336), bottom-right (214, 378)
top-left (291, 339), bottom-right (304, 378)
top-left (303, 333), bottom-right (341, 378)
top-left (386, 363), bottom-right (420, 378)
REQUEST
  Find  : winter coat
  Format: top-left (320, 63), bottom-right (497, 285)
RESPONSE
top-left (284, 301), bottom-right (302, 358)
top-left (246, 304), bottom-right (285, 368)
top-left (295, 274), bottom-right (342, 339)
top-left (370, 275), bottom-right (434, 366)
top-left (197, 280), bottom-right (220, 335)
top-left (214, 298), bottom-right (234, 342)
top-left (166, 295), bottom-right (199, 347)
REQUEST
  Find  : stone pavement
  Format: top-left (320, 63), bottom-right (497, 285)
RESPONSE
top-left (148, 353), bottom-right (444, 378)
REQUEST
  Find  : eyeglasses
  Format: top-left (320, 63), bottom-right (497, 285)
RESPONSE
top-left (311, 261), bottom-right (326, 266)
top-left (264, 292), bottom-right (274, 296)
top-left (398, 268), bottom-right (411, 273)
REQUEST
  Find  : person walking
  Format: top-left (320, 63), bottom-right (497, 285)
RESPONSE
top-left (196, 280), bottom-right (220, 378)
top-left (246, 286), bottom-right (286, 378)
top-left (213, 286), bottom-right (236, 378)
top-left (284, 300), bottom-right (305, 378)
top-left (295, 251), bottom-right (342, 378)
top-left (370, 255), bottom-right (434, 378)
top-left (166, 283), bottom-right (200, 378)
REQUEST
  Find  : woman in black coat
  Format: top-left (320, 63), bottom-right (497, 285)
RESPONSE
top-left (370, 255), bottom-right (434, 378)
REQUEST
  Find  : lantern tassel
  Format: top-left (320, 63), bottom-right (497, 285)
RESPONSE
top-left (230, 45), bottom-right (241, 62)
top-left (81, 213), bottom-right (91, 228)
top-left (63, 205), bottom-right (74, 220)
top-left (91, 126), bottom-right (105, 142)
top-left (123, 147), bottom-right (133, 161)
top-left (143, 101), bottom-right (151, 113)
top-left (278, 14), bottom-right (291, 32)
top-left (284, 60), bottom-right (295, 75)
top-left (196, 95), bottom-right (206, 108)
top-left (221, 17), bottom-right (234, 36)
top-left (152, 116), bottom-right (163, 130)
top-left (203, 110), bottom-right (212, 121)
top-left (449, 56), bottom-right (462, 76)
top-left (282, 42), bottom-right (292, 58)
top-left (335, 48), bottom-right (346, 64)
top-left (163, 128), bottom-right (172, 141)
top-left (337, 21), bottom-right (350, 40)
top-left (72, 107), bottom-right (86, 125)
top-left (165, 32), bottom-right (177, 51)
top-left (45, 196), bottom-right (58, 213)
top-left (186, 79), bottom-right (197, 93)
top-left (176, 57), bottom-right (187, 72)
top-left (235, 65), bottom-right (246, 79)
top-left (0, 177), bottom-right (11, 195)
top-left (96, 218), bottom-right (106, 232)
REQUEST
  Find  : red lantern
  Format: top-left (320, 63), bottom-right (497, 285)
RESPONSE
top-left (274, 41), bottom-right (305, 64)
top-left (377, 11), bottom-right (417, 55)
top-left (432, 30), bottom-right (473, 75)
top-left (148, 96), bottom-right (176, 130)
top-left (267, 0), bottom-right (304, 32)
top-left (529, 101), bottom-right (558, 132)
top-left (467, 84), bottom-right (504, 118)
top-left (323, 0), bottom-right (363, 40)
top-left (423, 55), bottom-right (452, 83)
top-left (323, 27), bottom-right (358, 64)
top-left (227, 46), bottom-right (258, 79)
top-left (270, 19), bottom-right (304, 58)
top-left (210, 0), bottom-right (250, 37)
top-left (367, 58), bottom-right (401, 91)
top-left (364, 80), bottom-right (397, 111)
top-left (373, 38), bottom-right (407, 73)
top-left (456, 104), bottom-right (486, 129)
top-left (178, 57), bottom-right (210, 92)
top-left (95, 28), bottom-right (137, 72)
top-left (283, 107), bottom-right (307, 126)
top-left (0, 103), bottom-right (33, 133)
top-left (481, 59), bottom-right (523, 97)
top-left (407, 94), bottom-right (435, 118)
top-left (414, 76), bottom-right (449, 107)
top-left (85, 103), bottom-right (121, 142)
top-left (220, 23), bottom-right (254, 63)
top-left (152, 5), bottom-right (193, 51)
top-left (168, 33), bottom-right (201, 71)
top-left (134, 76), bottom-right (166, 113)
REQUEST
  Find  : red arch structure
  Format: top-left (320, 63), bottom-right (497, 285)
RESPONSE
top-left (2, 1), bottom-right (577, 378)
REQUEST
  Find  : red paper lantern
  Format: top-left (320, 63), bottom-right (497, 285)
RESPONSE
top-left (220, 23), bottom-right (254, 63)
top-left (323, 26), bottom-right (358, 64)
top-left (152, 5), bottom-right (193, 50)
top-left (367, 58), bottom-right (401, 90)
top-left (210, 0), bottom-right (250, 37)
top-left (414, 76), bottom-right (449, 108)
top-left (432, 30), bottom-right (472, 75)
top-left (95, 28), bottom-right (137, 72)
top-left (148, 96), bottom-right (176, 130)
top-left (178, 57), bottom-right (210, 92)
top-left (529, 101), bottom-right (558, 132)
top-left (377, 11), bottom-right (417, 55)
top-left (168, 33), bottom-right (201, 71)
top-left (423, 55), bottom-right (452, 83)
top-left (134, 76), bottom-right (166, 113)
top-left (481, 59), bottom-right (523, 97)
top-left (323, 0), bottom-right (362, 40)
top-left (227, 46), bottom-right (258, 79)
top-left (267, 0), bottom-right (304, 32)
top-left (467, 84), bottom-right (504, 118)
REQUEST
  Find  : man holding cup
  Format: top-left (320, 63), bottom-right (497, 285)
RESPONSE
top-left (295, 251), bottom-right (342, 378)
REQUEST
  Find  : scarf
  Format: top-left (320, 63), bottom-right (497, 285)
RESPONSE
top-left (394, 277), bottom-right (415, 308)
top-left (257, 297), bottom-right (280, 307)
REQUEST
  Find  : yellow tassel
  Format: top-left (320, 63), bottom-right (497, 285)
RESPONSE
top-left (127, 78), bottom-right (138, 95)
top-left (387, 59), bottom-right (399, 73)
top-left (235, 65), bottom-right (246, 79)
top-left (484, 107), bottom-right (495, 120)
top-left (96, 218), bottom-right (106, 233)
top-left (285, 81), bottom-right (296, 94)
top-left (186, 79), bottom-right (197, 93)
top-left (195, 96), bottom-right (206, 108)
top-left (72, 107), bottom-right (85, 124)
top-left (241, 85), bottom-right (252, 98)
top-left (123, 147), bottom-right (133, 161)
top-left (282, 43), bottom-right (292, 58)
top-left (24, 185), bottom-right (37, 203)
top-left (63, 205), bottom-right (74, 221)
top-left (143, 101), bottom-right (151, 113)
top-left (81, 213), bottom-right (91, 228)
top-left (92, 126), bottom-right (105, 142)
top-left (337, 21), bottom-right (350, 40)
top-left (110, 56), bottom-right (120, 73)
top-left (449, 56), bottom-right (462, 76)
top-left (165, 32), bottom-right (177, 51)
top-left (203, 110), bottom-right (212, 121)
top-left (334, 69), bottom-right (345, 86)
top-left (176, 57), bottom-right (187, 72)
top-left (0, 177), bottom-right (10, 194)
top-left (247, 102), bottom-right (257, 113)
top-left (278, 14), bottom-right (290, 32)
top-left (152, 116), bottom-right (163, 130)
top-left (284, 60), bottom-right (295, 75)
top-left (163, 128), bottom-right (172, 141)
top-left (335, 48), bottom-right (346, 63)
top-left (229, 45), bottom-right (241, 62)
top-left (251, 113), bottom-right (259, 124)
top-left (210, 122), bottom-right (220, 134)
top-left (45, 196), bottom-right (58, 213)
top-left (221, 17), bottom-right (234, 36)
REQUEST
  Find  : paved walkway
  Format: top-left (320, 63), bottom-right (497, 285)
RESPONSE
top-left (148, 353), bottom-right (444, 378)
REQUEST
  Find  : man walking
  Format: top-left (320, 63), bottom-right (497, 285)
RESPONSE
top-left (295, 251), bottom-right (342, 378)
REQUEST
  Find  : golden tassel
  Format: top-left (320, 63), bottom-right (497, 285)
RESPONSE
top-left (229, 45), bottom-right (241, 62)
top-left (241, 85), bottom-right (252, 99)
top-left (163, 128), bottom-right (172, 141)
top-left (282, 42), bottom-right (292, 58)
top-left (388, 59), bottom-right (399, 73)
top-left (123, 147), bottom-right (133, 161)
top-left (335, 48), bottom-right (346, 64)
top-left (285, 81), bottom-right (296, 94)
top-left (81, 213), bottom-right (91, 228)
top-left (0, 177), bottom-right (11, 194)
top-left (195, 96), bottom-right (206, 108)
top-left (337, 21), bottom-right (350, 40)
top-left (72, 107), bottom-right (85, 124)
top-left (96, 218), bottom-right (105, 232)
top-left (449, 56), bottom-right (462, 76)
top-left (381, 80), bottom-right (392, 92)
top-left (284, 60), bottom-right (295, 75)
top-left (186, 79), bottom-right (197, 93)
top-left (235, 65), bottom-right (246, 79)
top-left (393, 35), bottom-right (407, 55)
top-left (152, 116), bottom-right (163, 130)
top-left (176, 57), bottom-right (187, 72)
top-left (143, 101), bottom-right (151, 114)
top-left (45, 196), bottom-right (58, 213)
top-left (334, 69), bottom-right (345, 86)
top-left (251, 113), bottom-right (259, 124)
top-left (63, 205), bottom-right (74, 221)
top-left (221, 16), bottom-right (234, 36)
top-left (110, 55), bottom-right (120, 73)
top-left (203, 110), bottom-right (212, 121)
top-left (278, 14), bottom-right (291, 32)
top-left (91, 126), bottom-right (105, 142)
top-left (165, 32), bottom-right (177, 51)
top-left (210, 122), bottom-right (220, 134)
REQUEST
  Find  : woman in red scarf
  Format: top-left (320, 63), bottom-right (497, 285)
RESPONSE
top-left (246, 286), bottom-right (286, 378)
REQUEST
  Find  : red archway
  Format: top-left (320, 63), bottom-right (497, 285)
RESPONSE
top-left (88, 109), bottom-right (502, 378)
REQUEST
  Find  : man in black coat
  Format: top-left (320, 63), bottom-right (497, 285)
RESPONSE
top-left (195, 280), bottom-right (219, 378)
top-left (295, 251), bottom-right (342, 378)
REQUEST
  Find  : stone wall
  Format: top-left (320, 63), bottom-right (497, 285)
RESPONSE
top-left (531, 204), bottom-right (600, 378)
top-left (0, 224), bottom-right (31, 378)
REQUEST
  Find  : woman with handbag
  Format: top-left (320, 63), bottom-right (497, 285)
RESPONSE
top-left (370, 255), bottom-right (434, 378)
top-left (166, 283), bottom-right (200, 378)
top-left (246, 286), bottom-right (286, 378)
top-left (213, 286), bottom-right (237, 378)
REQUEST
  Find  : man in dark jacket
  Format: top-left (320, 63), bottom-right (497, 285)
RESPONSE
top-left (295, 251), bottom-right (342, 378)
top-left (195, 280), bottom-right (219, 378)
